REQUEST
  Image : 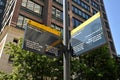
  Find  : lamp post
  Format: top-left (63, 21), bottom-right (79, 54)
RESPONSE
top-left (63, 0), bottom-right (71, 80)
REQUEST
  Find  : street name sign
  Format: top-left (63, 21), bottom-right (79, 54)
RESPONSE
top-left (23, 20), bottom-right (62, 57)
top-left (71, 12), bottom-right (107, 56)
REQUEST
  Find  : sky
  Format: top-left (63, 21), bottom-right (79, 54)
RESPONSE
top-left (104, 1), bottom-right (120, 55)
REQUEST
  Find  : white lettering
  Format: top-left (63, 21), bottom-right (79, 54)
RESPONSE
top-left (73, 43), bottom-right (84, 53)
top-left (25, 39), bottom-right (43, 51)
top-left (86, 32), bottom-right (103, 44)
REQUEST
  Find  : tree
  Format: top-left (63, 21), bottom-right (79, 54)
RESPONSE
top-left (3, 39), bottom-right (63, 80)
top-left (74, 45), bottom-right (119, 80)
top-left (0, 39), bottom-right (120, 80)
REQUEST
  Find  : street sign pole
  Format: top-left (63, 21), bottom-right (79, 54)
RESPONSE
top-left (63, 0), bottom-right (71, 80)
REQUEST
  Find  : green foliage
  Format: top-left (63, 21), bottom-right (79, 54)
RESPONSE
top-left (74, 46), bottom-right (119, 80)
top-left (3, 39), bottom-right (63, 80)
top-left (0, 39), bottom-right (120, 80)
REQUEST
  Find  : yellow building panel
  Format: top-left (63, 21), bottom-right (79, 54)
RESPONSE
top-left (28, 20), bottom-right (61, 36)
top-left (71, 12), bottom-right (101, 36)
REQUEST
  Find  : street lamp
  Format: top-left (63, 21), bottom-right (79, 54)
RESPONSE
top-left (63, 0), bottom-right (71, 80)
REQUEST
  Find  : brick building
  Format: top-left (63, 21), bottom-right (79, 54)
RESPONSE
top-left (0, 0), bottom-right (116, 73)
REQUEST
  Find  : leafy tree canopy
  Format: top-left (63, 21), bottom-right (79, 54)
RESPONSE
top-left (0, 39), bottom-right (120, 80)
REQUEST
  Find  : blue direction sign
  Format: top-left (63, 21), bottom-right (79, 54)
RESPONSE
top-left (71, 12), bottom-right (107, 56)
top-left (22, 20), bottom-right (62, 57)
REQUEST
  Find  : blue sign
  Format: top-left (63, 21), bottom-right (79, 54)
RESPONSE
top-left (71, 12), bottom-right (106, 56)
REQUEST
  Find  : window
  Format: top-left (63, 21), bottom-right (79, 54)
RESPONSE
top-left (91, 0), bottom-right (99, 10)
top-left (17, 15), bottom-right (29, 29)
top-left (78, 0), bottom-right (80, 4)
top-left (103, 13), bottom-right (107, 20)
top-left (13, 38), bottom-right (19, 44)
top-left (40, 0), bottom-right (44, 2)
top-left (27, 0), bottom-right (34, 10)
top-left (22, 0), bottom-right (27, 7)
top-left (34, 4), bottom-right (42, 15)
top-left (51, 23), bottom-right (62, 32)
top-left (107, 31), bottom-right (112, 39)
top-left (109, 41), bottom-right (115, 52)
top-left (22, 0), bottom-right (43, 15)
top-left (0, 0), bottom-right (4, 6)
top-left (100, 0), bottom-right (103, 4)
top-left (56, 9), bottom-right (61, 18)
top-left (52, 7), bottom-right (63, 21)
top-left (101, 5), bottom-right (105, 12)
top-left (68, 15), bottom-right (70, 26)
top-left (78, 10), bottom-right (82, 15)
top-left (53, 0), bottom-right (63, 5)
top-left (52, 7), bottom-right (56, 15)
top-left (104, 21), bottom-right (109, 29)
top-left (92, 8), bottom-right (98, 15)
top-left (72, 17), bottom-right (82, 28)
top-left (95, 0), bottom-right (99, 2)
top-left (72, 0), bottom-right (90, 12)
top-left (85, 0), bottom-right (89, 3)
top-left (17, 15), bottom-right (24, 27)
top-left (0, 9), bottom-right (3, 13)
top-left (72, 6), bottom-right (90, 20)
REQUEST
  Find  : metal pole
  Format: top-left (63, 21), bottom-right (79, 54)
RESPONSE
top-left (63, 0), bottom-right (70, 80)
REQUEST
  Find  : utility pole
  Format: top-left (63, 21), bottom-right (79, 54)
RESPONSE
top-left (63, 0), bottom-right (71, 80)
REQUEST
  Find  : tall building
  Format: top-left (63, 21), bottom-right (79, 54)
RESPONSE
top-left (0, 0), bottom-right (116, 73)
top-left (0, 0), bottom-right (6, 30)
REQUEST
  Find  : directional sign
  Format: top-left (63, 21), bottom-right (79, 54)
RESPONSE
top-left (22, 20), bottom-right (62, 57)
top-left (71, 12), bottom-right (107, 56)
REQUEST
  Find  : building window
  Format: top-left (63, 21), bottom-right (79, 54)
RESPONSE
top-left (53, 0), bottom-right (63, 5)
top-left (100, 0), bottom-right (103, 4)
top-left (0, 0), bottom-right (5, 6)
top-left (13, 38), bottom-right (19, 44)
top-left (68, 15), bottom-right (70, 26)
top-left (81, 2), bottom-right (90, 11)
top-left (51, 23), bottom-right (62, 32)
top-left (91, 0), bottom-right (99, 10)
top-left (95, 0), bottom-right (99, 2)
top-left (109, 41), bottom-right (115, 52)
top-left (92, 8), bottom-right (98, 15)
top-left (52, 7), bottom-right (63, 21)
top-left (22, 0), bottom-right (43, 15)
top-left (104, 21), bottom-right (109, 29)
top-left (72, 6), bottom-right (90, 20)
top-left (103, 13), bottom-right (107, 20)
top-left (27, 0), bottom-right (34, 11)
top-left (17, 15), bottom-right (29, 29)
top-left (72, 0), bottom-right (90, 12)
top-left (72, 17), bottom-right (82, 28)
top-left (22, 0), bottom-right (27, 7)
top-left (40, 0), bottom-right (44, 2)
top-left (107, 31), bottom-right (112, 39)
top-left (34, 4), bottom-right (42, 14)
top-left (101, 5), bottom-right (105, 12)
top-left (85, 0), bottom-right (89, 3)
